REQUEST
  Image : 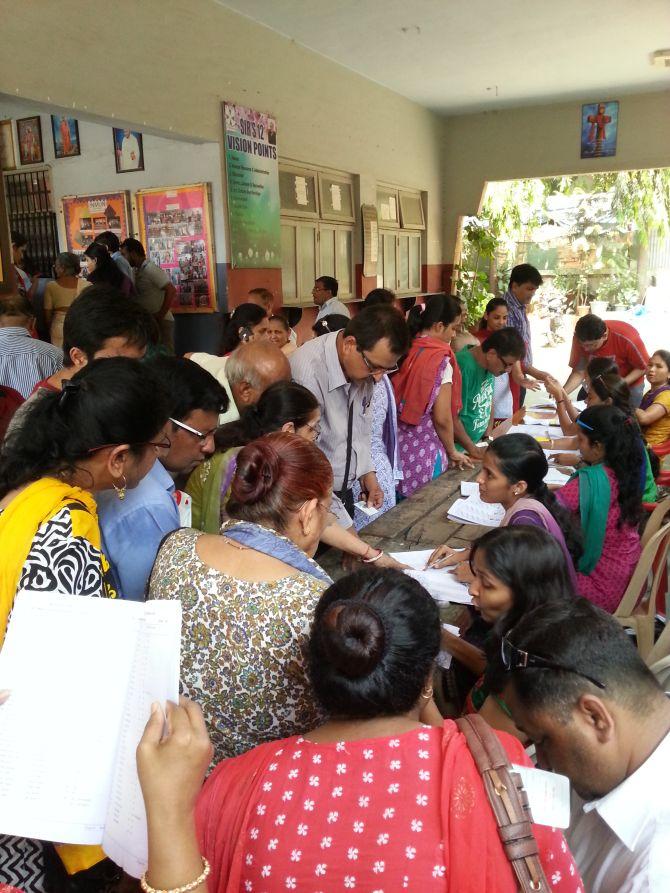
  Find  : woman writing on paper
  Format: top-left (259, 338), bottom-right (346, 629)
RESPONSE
top-left (393, 294), bottom-right (473, 498)
top-left (0, 357), bottom-right (169, 893)
top-left (137, 568), bottom-right (581, 893)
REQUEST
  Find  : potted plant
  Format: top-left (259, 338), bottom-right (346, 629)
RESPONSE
top-left (454, 219), bottom-right (497, 325)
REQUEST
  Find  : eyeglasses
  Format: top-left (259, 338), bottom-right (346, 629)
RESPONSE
top-left (169, 417), bottom-right (217, 443)
top-left (357, 346), bottom-right (399, 375)
top-left (87, 435), bottom-right (171, 455)
top-left (302, 420), bottom-right (321, 438)
top-left (501, 633), bottom-right (606, 690)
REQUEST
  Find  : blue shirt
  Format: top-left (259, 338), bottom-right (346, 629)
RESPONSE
top-left (504, 289), bottom-right (532, 366)
top-left (96, 459), bottom-right (180, 601)
top-left (0, 327), bottom-right (63, 398)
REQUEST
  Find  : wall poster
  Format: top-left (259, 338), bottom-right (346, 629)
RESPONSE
top-left (581, 101), bottom-right (619, 159)
top-left (135, 183), bottom-right (217, 313)
top-left (222, 101), bottom-right (281, 268)
top-left (61, 191), bottom-right (132, 256)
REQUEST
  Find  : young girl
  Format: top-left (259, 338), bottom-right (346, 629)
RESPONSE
top-left (636, 349), bottom-right (670, 447)
top-left (476, 297), bottom-right (537, 417)
top-left (219, 303), bottom-right (269, 355)
top-left (393, 294), bottom-right (473, 497)
top-left (556, 403), bottom-right (643, 612)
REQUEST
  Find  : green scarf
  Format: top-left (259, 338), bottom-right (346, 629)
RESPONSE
top-left (571, 463), bottom-right (611, 574)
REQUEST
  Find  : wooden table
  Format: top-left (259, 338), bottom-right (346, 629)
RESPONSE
top-left (319, 463), bottom-right (489, 580)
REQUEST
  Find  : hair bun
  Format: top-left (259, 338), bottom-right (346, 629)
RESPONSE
top-left (231, 438), bottom-right (281, 505)
top-left (320, 601), bottom-right (386, 678)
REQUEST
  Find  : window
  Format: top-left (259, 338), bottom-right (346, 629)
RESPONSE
top-left (376, 186), bottom-right (424, 294)
top-left (280, 163), bottom-right (355, 306)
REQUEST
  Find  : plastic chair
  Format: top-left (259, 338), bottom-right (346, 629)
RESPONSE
top-left (641, 496), bottom-right (670, 548)
top-left (647, 621), bottom-right (670, 669)
top-left (614, 521), bottom-right (670, 660)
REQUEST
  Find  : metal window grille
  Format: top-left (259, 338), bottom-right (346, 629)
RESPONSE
top-left (3, 168), bottom-right (59, 274)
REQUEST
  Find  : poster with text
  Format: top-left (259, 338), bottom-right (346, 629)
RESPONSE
top-left (61, 191), bottom-right (131, 256)
top-left (135, 183), bottom-right (217, 313)
top-left (223, 102), bottom-right (281, 268)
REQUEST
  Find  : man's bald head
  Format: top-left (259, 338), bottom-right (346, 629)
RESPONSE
top-left (226, 340), bottom-right (291, 409)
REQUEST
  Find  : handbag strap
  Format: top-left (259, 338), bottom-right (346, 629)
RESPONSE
top-left (456, 714), bottom-right (549, 893)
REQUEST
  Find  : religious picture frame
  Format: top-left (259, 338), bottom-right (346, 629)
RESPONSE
top-left (135, 183), bottom-right (217, 313)
top-left (16, 115), bottom-right (44, 165)
top-left (113, 127), bottom-right (145, 173)
top-left (0, 119), bottom-right (16, 171)
top-left (581, 101), bottom-right (619, 159)
top-left (51, 115), bottom-right (81, 159)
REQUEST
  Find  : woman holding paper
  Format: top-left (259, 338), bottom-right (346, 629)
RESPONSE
top-left (0, 357), bottom-right (169, 893)
top-left (393, 294), bottom-right (473, 498)
top-left (137, 568), bottom-right (581, 893)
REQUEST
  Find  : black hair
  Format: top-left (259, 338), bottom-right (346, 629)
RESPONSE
top-left (487, 434), bottom-right (583, 563)
top-left (344, 304), bottom-right (410, 356)
top-left (215, 381), bottom-right (317, 450)
top-left (650, 349), bottom-right (670, 379)
top-left (509, 264), bottom-right (543, 288)
top-left (119, 237), bottom-right (146, 259)
top-left (407, 293), bottom-right (461, 339)
top-left (586, 356), bottom-right (619, 378)
top-left (94, 231), bottom-right (121, 253)
top-left (577, 404), bottom-right (644, 526)
top-left (0, 294), bottom-right (33, 319)
top-left (481, 326), bottom-right (526, 359)
top-left (84, 242), bottom-right (125, 290)
top-left (55, 252), bottom-right (81, 277)
top-left (312, 313), bottom-right (350, 337)
top-left (10, 230), bottom-right (27, 248)
top-left (144, 356), bottom-right (229, 421)
top-left (0, 358), bottom-right (168, 499)
top-left (309, 569), bottom-right (440, 718)
top-left (479, 297), bottom-right (508, 330)
top-left (316, 275), bottom-right (338, 297)
top-left (575, 314), bottom-right (607, 342)
top-left (487, 599), bottom-right (663, 717)
top-left (61, 285), bottom-right (152, 367)
top-left (363, 288), bottom-right (395, 307)
top-left (268, 314), bottom-right (289, 331)
top-left (589, 371), bottom-right (632, 415)
top-left (219, 303), bottom-right (267, 355)
top-left (472, 526), bottom-right (575, 639)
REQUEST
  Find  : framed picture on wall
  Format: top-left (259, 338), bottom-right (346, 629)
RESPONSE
top-left (135, 183), bottom-right (217, 313)
top-left (61, 191), bottom-right (132, 257)
top-left (51, 115), bottom-right (81, 158)
top-left (113, 127), bottom-right (144, 173)
top-left (581, 101), bottom-right (619, 159)
top-left (16, 116), bottom-right (44, 165)
top-left (0, 119), bottom-right (16, 170)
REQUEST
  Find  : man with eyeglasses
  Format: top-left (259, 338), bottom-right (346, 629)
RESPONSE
top-left (97, 356), bottom-right (228, 600)
top-left (491, 600), bottom-right (670, 892)
top-left (454, 327), bottom-right (526, 459)
top-left (290, 304), bottom-right (409, 526)
top-left (312, 276), bottom-right (351, 323)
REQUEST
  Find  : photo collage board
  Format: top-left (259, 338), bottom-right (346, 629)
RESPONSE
top-left (136, 183), bottom-right (217, 313)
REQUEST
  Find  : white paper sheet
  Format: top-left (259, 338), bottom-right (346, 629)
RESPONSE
top-left (354, 500), bottom-right (378, 517)
top-left (544, 466), bottom-right (570, 486)
top-left (460, 481), bottom-right (480, 497)
top-left (447, 496), bottom-right (504, 527)
top-left (390, 550), bottom-right (473, 605)
top-left (512, 764), bottom-right (571, 828)
top-left (0, 591), bottom-right (180, 876)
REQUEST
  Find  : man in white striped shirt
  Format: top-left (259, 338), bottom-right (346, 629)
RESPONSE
top-left (0, 294), bottom-right (62, 398)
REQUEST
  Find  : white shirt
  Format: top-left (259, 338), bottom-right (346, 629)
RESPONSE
top-left (314, 296), bottom-right (351, 323)
top-left (566, 730), bottom-right (670, 892)
top-left (120, 133), bottom-right (141, 169)
top-left (188, 353), bottom-right (239, 424)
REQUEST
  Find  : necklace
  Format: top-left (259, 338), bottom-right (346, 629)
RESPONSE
top-left (222, 536), bottom-right (249, 552)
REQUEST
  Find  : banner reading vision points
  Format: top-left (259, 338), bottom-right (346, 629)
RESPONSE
top-left (222, 102), bottom-right (281, 269)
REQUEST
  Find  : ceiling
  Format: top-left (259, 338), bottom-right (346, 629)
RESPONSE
top-left (217, 0), bottom-right (670, 114)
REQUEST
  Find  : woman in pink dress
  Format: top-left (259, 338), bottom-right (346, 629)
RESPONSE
top-left (556, 404), bottom-right (643, 612)
top-left (136, 568), bottom-right (583, 893)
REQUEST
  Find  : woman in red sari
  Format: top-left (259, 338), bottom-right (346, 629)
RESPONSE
top-left (137, 569), bottom-right (582, 893)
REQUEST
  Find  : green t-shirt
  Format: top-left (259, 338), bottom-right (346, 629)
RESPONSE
top-left (456, 346), bottom-right (494, 448)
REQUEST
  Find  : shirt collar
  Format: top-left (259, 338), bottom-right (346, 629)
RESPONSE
top-left (323, 330), bottom-right (349, 393)
top-left (504, 289), bottom-right (524, 313)
top-left (151, 458), bottom-right (176, 494)
top-left (582, 729), bottom-right (670, 851)
top-left (0, 326), bottom-right (31, 338)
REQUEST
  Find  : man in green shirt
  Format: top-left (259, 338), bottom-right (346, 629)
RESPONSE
top-left (455, 327), bottom-right (525, 459)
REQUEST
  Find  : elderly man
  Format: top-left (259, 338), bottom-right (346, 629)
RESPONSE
top-left (0, 294), bottom-right (62, 398)
top-left (290, 304), bottom-right (409, 524)
top-left (491, 600), bottom-right (670, 893)
top-left (97, 357), bottom-right (228, 600)
top-left (188, 340), bottom-right (290, 423)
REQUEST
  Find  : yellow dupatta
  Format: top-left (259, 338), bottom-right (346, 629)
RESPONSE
top-left (0, 476), bottom-right (107, 874)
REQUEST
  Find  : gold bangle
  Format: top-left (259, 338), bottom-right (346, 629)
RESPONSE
top-left (140, 857), bottom-right (210, 893)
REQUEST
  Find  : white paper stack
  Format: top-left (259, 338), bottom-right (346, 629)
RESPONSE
top-left (437, 623), bottom-right (461, 669)
top-left (544, 466), bottom-right (570, 486)
top-left (0, 591), bottom-right (181, 878)
top-left (447, 494), bottom-right (505, 527)
top-left (390, 550), bottom-right (473, 605)
top-left (505, 423), bottom-right (564, 439)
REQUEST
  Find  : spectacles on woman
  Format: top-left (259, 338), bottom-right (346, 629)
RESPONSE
top-left (501, 632), bottom-right (606, 690)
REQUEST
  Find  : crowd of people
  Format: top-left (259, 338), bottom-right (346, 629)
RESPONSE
top-left (1, 251), bottom-right (669, 893)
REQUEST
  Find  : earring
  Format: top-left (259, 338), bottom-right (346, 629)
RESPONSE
top-left (421, 685), bottom-right (434, 700)
top-left (113, 474), bottom-right (128, 501)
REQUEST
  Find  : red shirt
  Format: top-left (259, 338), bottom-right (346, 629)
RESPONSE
top-left (569, 320), bottom-right (649, 384)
